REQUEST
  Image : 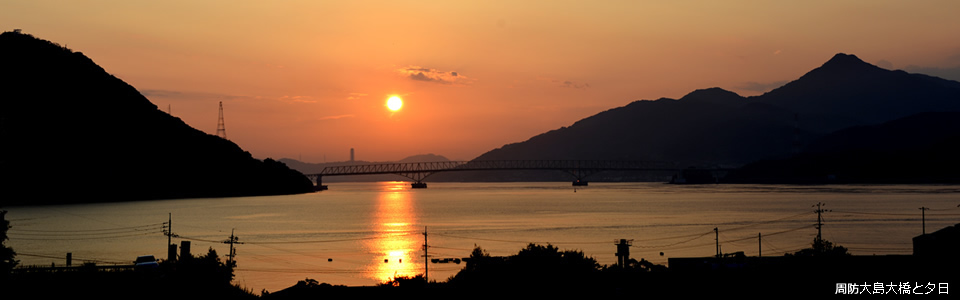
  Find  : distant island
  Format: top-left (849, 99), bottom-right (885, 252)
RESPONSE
top-left (0, 30), bottom-right (314, 206)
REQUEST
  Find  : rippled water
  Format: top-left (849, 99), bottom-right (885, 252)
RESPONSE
top-left (5, 182), bottom-right (959, 292)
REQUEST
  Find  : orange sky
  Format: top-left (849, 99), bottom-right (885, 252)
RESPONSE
top-left (4, 1), bottom-right (960, 162)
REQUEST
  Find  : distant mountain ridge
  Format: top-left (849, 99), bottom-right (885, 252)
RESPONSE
top-left (472, 53), bottom-right (960, 170)
top-left (757, 53), bottom-right (960, 125)
top-left (0, 31), bottom-right (314, 205)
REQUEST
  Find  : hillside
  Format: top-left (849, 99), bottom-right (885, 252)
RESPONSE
top-left (472, 53), bottom-right (960, 169)
top-left (724, 112), bottom-right (960, 183)
top-left (0, 31), bottom-right (314, 205)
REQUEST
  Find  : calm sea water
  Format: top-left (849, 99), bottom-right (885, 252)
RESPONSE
top-left (5, 182), bottom-right (960, 292)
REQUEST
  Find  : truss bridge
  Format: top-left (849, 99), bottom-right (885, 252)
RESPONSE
top-left (305, 160), bottom-right (691, 190)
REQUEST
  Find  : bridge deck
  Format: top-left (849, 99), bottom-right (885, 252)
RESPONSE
top-left (304, 160), bottom-right (727, 189)
top-left (308, 160), bottom-right (683, 177)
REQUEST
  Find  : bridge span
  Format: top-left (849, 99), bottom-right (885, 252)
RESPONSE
top-left (305, 160), bottom-right (694, 190)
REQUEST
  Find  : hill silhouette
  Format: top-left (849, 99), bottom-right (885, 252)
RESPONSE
top-left (471, 53), bottom-right (960, 170)
top-left (0, 31), bottom-right (314, 205)
top-left (725, 111), bottom-right (960, 183)
top-left (472, 87), bottom-right (804, 166)
top-left (759, 54), bottom-right (960, 125)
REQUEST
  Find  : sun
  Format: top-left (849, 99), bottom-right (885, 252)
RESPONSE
top-left (386, 96), bottom-right (403, 111)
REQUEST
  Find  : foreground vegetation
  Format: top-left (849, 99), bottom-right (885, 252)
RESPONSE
top-left (3, 233), bottom-right (953, 298)
top-left (264, 237), bottom-right (945, 298)
top-left (2, 248), bottom-right (254, 299)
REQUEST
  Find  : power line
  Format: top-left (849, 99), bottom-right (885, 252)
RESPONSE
top-left (15, 252), bottom-right (130, 265)
top-left (11, 228), bottom-right (161, 237)
top-left (175, 235), bottom-right (227, 244)
top-left (632, 231), bottom-right (714, 249)
top-left (242, 234), bottom-right (408, 245)
top-left (435, 213), bottom-right (814, 251)
top-left (12, 223), bottom-right (164, 233)
top-left (10, 231), bottom-right (160, 241)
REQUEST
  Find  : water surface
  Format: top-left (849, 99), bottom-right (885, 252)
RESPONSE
top-left (6, 182), bottom-right (959, 292)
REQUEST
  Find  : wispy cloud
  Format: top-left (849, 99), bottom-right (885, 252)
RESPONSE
top-left (556, 79), bottom-right (590, 89)
top-left (317, 114), bottom-right (355, 121)
top-left (347, 92), bottom-right (368, 100)
top-left (539, 77), bottom-right (590, 89)
top-left (278, 95), bottom-right (317, 104)
top-left (397, 66), bottom-right (471, 85)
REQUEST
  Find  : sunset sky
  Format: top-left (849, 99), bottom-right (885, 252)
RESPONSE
top-left (4, 1), bottom-right (960, 162)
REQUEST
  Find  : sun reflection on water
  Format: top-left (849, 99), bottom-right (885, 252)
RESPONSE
top-left (366, 182), bottom-right (422, 283)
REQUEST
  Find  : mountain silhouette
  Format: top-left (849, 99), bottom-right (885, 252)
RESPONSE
top-left (726, 112), bottom-right (960, 183)
top-left (757, 53), bottom-right (960, 126)
top-left (473, 87), bottom-right (803, 166)
top-left (471, 53), bottom-right (960, 170)
top-left (0, 31), bottom-right (314, 205)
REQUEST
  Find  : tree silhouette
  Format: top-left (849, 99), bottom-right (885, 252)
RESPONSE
top-left (448, 243), bottom-right (602, 289)
top-left (789, 237), bottom-right (850, 257)
top-left (380, 274), bottom-right (427, 288)
top-left (0, 210), bottom-right (17, 276)
top-left (464, 245), bottom-right (490, 272)
top-left (173, 248), bottom-right (235, 287)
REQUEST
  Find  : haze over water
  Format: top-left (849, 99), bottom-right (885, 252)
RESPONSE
top-left (6, 182), bottom-right (959, 293)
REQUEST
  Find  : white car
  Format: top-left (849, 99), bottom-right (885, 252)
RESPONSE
top-left (134, 255), bottom-right (159, 269)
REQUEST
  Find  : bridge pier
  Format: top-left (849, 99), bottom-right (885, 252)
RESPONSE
top-left (411, 182), bottom-right (428, 189)
top-left (315, 176), bottom-right (328, 191)
top-left (572, 180), bottom-right (588, 186)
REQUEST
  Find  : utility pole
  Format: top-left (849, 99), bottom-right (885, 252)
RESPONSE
top-left (223, 229), bottom-right (241, 268)
top-left (714, 227), bottom-right (720, 258)
top-left (814, 202), bottom-right (830, 242)
top-left (758, 232), bottom-right (762, 258)
top-left (163, 213), bottom-right (178, 261)
top-left (422, 227), bottom-right (429, 283)
top-left (919, 207), bottom-right (930, 235)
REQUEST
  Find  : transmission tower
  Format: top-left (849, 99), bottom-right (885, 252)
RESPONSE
top-left (216, 101), bottom-right (227, 139)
